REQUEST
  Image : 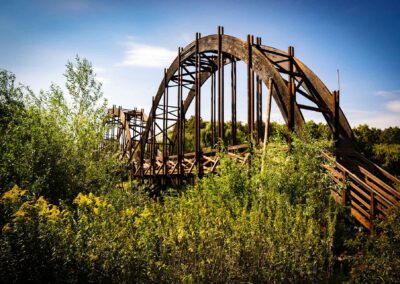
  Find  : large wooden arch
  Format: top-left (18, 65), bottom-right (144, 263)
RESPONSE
top-left (107, 28), bottom-right (399, 230)
top-left (141, 33), bottom-right (353, 153)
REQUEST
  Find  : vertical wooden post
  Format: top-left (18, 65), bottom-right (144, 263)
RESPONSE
top-left (163, 68), bottom-right (168, 180)
top-left (195, 32), bottom-right (203, 177)
top-left (181, 98), bottom-right (185, 157)
top-left (217, 26), bottom-right (224, 142)
top-left (139, 127), bottom-right (144, 179)
top-left (247, 34), bottom-right (255, 139)
top-left (333, 90), bottom-right (340, 145)
top-left (177, 47), bottom-right (183, 182)
top-left (262, 78), bottom-right (273, 172)
top-left (287, 46), bottom-right (295, 132)
top-left (256, 37), bottom-right (262, 144)
top-left (287, 46), bottom-right (295, 150)
top-left (211, 70), bottom-right (215, 146)
top-left (231, 60), bottom-right (237, 145)
top-left (151, 97), bottom-right (156, 177)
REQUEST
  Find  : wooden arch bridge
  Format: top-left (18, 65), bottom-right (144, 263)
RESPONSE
top-left (105, 27), bottom-right (400, 230)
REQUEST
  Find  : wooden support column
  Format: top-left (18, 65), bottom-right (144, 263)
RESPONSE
top-left (288, 46), bottom-right (295, 132)
top-left (211, 70), bottom-right (216, 146)
top-left (139, 130), bottom-right (144, 179)
top-left (217, 26), bottom-right (224, 142)
top-left (177, 47), bottom-right (183, 180)
top-left (231, 60), bottom-right (237, 145)
top-left (247, 34), bottom-right (255, 139)
top-left (163, 68), bottom-right (168, 179)
top-left (287, 46), bottom-right (295, 150)
top-left (151, 97), bottom-right (156, 177)
top-left (195, 32), bottom-right (203, 177)
top-left (333, 90), bottom-right (340, 144)
top-left (261, 78), bottom-right (273, 172)
top-left (256, 37), bottom-right (262, 144)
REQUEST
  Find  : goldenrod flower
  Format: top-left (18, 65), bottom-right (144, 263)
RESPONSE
top-left (1, 185), bottom-right (27, 203)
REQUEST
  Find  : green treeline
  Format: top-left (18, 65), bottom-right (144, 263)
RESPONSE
top-left (0, 59), bottom-right (399, 283)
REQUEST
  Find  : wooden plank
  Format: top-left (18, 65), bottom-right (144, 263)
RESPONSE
top-left (343, 155), bottom-right (400, 198)
top-left (355, 153), bottom-right (400, 185)
top-left (363, 177), bottom-right (399, 205)
top-left (349, 181), bottom-right (370, 200)
top-left (350, 190), bottom-right (370, 209)
top-left (228, 144), bottom-right (249, 151)
top-left (297, 103), bottom-right (330, 113)
top-left (351, 199), bottom-right (370, 219)
top-left (336, 161), bottom-right (397, 206)
top-left (351, 208), bottom-right (371, 230)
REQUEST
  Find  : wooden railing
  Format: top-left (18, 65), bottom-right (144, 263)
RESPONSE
top-left (322, 150), bottom-right (400, 230)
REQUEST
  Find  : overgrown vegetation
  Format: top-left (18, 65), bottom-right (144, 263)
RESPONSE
top-left (0, 60), bottom-right (399, 282)
top-left (0, 58), bottom-right (121, 203)
top-left (353, 124), bottom-right (400, 175)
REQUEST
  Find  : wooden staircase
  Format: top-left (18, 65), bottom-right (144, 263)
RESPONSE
top-left (322, 149), bottom-right (400, 230)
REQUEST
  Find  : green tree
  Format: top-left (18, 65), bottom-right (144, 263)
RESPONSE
top-left (0, 57), bottom-right (120, 202)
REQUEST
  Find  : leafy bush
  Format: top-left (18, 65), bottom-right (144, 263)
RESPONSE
top-left (372, 144), bottom-right (400, 175)
top-left (0, 138), bottom-right (340, 283)
top-left (0, 58), bottom-right (121, 203)
top-left (346, 207), bottom-right (400, 283)
top-left (353, 124), bottom-right (400, 175)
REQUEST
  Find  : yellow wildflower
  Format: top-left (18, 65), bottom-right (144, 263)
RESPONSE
top-left (124, 207), bottom-right (135, 217)
top-left (140, 206), bottom-right (151, 218)
top-left (36, 196), bottom-right (50, 217)
top-left (74, 193), bottom-right (93, 206)
top-left (1, 185), bottom-right (27, 203)
top-left (12, 201), bottom-right (33, 220)
top-left (47, 205), bottom-right (60, 221)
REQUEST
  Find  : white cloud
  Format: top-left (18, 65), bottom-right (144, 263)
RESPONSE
top-left (344, 108), bottom-right (400, 128)
top-left (93, 66), bottom-right (109, 84)
top-left (375, 89), bottom-right (400, 97)
top-left (386, 100), bottom-right (400, 113)
top-left (117, 40), bottom-right (176, 68)
top-left (93, 67), bottom-right (106, 73)
top-left (97, 76), bottom-right (109, 84)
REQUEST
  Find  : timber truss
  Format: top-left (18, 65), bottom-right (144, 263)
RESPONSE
top-left (106, 27), bottom-right (399, 230)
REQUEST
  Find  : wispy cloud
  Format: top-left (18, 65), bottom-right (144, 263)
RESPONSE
top-left (117, 40), bottom-right (176, 68)
top-left (375, 89), bottom-right (400, 97)
top-left (386, 99), bottom-right (400, 112)
top-left (93, 66), bottom-right (109, 84)
top-left (344, 108), bottom-right (400, 128)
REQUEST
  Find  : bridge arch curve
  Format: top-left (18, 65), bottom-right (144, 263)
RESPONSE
top-left (107, 28), bottom-right (400, 230)
top-left (139, 31), bottom-right (353, 165)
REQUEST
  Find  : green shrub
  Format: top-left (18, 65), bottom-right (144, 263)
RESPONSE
top-left (0, 58), bottom-right (121, 203)
top-left (1, 138), bottom-right (340, 283)
top-left (346, 207), bottom-right (400, 283)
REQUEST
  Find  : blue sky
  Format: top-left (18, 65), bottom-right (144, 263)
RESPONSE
top-left (1, 0), bottom-right (399, 128)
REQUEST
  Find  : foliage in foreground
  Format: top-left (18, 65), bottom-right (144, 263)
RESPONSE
top-left (345, 206), bottom-right (400, 283)
top-left (0, 59), bottom-right (120, 203)
top-left (1, 138), bottom-right (339, 283)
